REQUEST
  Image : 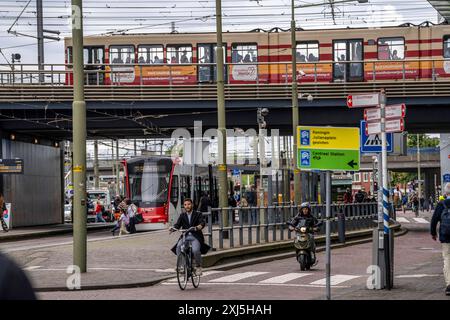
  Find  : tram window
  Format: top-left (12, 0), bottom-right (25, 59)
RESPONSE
top-left (378, 37), bottom-right (404, 60)
top-left (170, 176), bottom-right (179, 205)
top-left (167, 45), bottom-right (192, 64)
top-left (138, 45), bottom-right (164, 64)
top-left (110, 45), bottom-right (135, 64)
top-left (296, 41), bottom-right (319, 62)
top-left (66, 47), bottom-right (73, 64)
top-left (444, 36), bottom-right (450, 58)
top-left (231, 43), bottom-right (257, 63)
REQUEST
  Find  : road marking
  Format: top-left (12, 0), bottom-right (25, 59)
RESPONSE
top-left (166, 270), bottom-right (224, 282)
top-left (258, 273), bottom-right (313, 284)
top-left (209, 272), bottom-right (269, 283)
top-left (24, 266), bottom-right (41, 271)
top-left (413, 218), bottom-right (429, 224)
top-left (396, 274), bottom-right (440, 278)
top-left (309, 275), bottom-right (361, 286)
top-left (396, 217), bottom-right (409, 223)
top-left (161, 282), bottom-right (351, 289)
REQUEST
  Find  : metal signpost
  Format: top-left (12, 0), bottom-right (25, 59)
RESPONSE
top-left (349, 90), bottom-right (406, 290)
top-left (297, 125), bottom-right (360, 299)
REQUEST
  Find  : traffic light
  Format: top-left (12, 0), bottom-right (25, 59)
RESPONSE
top-left (374, 181), bottom-right (378, 191)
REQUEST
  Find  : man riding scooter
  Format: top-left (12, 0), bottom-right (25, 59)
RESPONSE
top-left (288, 202), bottom-right (322, 270)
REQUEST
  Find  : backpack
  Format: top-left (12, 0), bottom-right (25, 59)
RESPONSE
top-left (440, 202), bottom-right (450, 237)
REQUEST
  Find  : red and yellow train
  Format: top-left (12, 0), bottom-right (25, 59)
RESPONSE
top-left (64, 22), bottom-right (450, 85)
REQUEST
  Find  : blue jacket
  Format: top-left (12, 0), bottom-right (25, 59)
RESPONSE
top-left (430, 198), bottom-right (450, 243)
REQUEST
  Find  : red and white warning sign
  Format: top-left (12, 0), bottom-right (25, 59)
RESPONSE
top-left (385, 104), bottom-right (406, 119)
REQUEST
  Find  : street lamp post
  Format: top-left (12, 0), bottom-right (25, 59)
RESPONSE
top-left (417, 134), bottom-right (422, 211)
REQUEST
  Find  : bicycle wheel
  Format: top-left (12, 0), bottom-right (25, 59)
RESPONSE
top-left (176, 253), bottom-right (188, 290)
top-left (191, 251), bottom-right (201, 288)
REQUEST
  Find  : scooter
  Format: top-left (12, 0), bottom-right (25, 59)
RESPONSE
top-left (288, 220), bottom-right (322, 271)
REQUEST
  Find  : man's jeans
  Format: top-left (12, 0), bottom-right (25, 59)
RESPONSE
top-left (176, 234), bottom-right (202, 267)
top-left (443, 243), bottom-right (450, 286)
top-left (96, 213), bottom-right (105, 223)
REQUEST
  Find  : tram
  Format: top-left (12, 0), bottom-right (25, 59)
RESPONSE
top-left (122, 156), bottom-right (218, 230)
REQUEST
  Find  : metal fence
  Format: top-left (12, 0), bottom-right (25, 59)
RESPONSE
top-left (203, 202), bottom-right (378, 250)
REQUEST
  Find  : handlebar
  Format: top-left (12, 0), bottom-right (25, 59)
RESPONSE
top-left (169, 226), bottom-right (196, 234)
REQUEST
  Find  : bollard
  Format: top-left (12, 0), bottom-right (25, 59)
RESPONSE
top-left (337, 208), bottom-right (346, 243)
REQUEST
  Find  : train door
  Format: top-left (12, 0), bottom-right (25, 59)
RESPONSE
top-left (197, 43), bottom-right (227, 83)
top-left (333, 39), bottom-right (363, 82)
top-left (169, 173), bottom-right (180, 225)
top-left (83, 46), bottom-right (105, 85)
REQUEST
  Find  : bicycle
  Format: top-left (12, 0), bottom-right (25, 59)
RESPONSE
top-left (170, 226), bottom-right (201, 290)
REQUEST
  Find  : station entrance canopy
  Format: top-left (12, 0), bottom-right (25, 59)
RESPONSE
top-left (428, 0), bottom-right (450, 22)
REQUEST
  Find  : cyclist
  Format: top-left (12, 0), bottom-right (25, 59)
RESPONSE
top-left (170, 198), bottom-right (211, 276)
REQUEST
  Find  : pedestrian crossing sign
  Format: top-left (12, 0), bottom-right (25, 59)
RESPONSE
top-left (360, 120), bottom-right (393, 153)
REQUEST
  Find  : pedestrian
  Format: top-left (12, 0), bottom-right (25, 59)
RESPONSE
top-left (111, 198), bottom-right (129, 236)
top-left (0, 193), bottom-right (9, 233)
top-left (126, 199), bottom-right (137, 234)
top-left (430, 182), bottom-right (450, 296)
top-left (94, 197), bottom-right (106, 223)
top-left (0, 251), bottom-right (36, 300)
top-left (354, 189), bottom-right (365, 203)
top-left (401, 193), bottom-right (408, 214)
top-left (429, 195), bottom-right (435, 212)
top-left (343, 188), bottom-right (353, 204)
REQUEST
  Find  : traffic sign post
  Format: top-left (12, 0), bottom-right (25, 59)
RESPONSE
top-left (347, 93), bottom-right (380, 108)
top-left (297, 125), bottom-right (360, 301)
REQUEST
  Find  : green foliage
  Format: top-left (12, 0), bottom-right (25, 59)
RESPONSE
top-left (407, 134), bottom-right (439, 148)
top-left (391, 172), bottom-right (416, 187)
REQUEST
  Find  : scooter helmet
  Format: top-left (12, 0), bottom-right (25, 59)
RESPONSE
top-left (299, 202), bottom-right (311, 214)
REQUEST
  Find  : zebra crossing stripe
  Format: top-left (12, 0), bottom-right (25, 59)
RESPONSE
top-left (413, 218), bottom-right (429, 224)
top-left (166, 270), bottom-right (224, 282)
top-left (258, 273), bottom-right (312, 284)
top-left (309, 275), bottom-right (361, 286)
top-left (209, 271), bottom-right (269, 283)
top-left (396, 217), bottom-right (409, 223)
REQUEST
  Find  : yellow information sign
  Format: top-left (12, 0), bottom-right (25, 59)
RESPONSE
top-left (297, 126), bottom-right (359, 150)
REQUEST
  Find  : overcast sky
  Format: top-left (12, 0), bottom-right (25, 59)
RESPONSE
top-left (0, 0), bottom-right (441, 65)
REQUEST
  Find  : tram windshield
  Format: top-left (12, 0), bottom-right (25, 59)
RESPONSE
top-left (127, 159), bottom-right (172, 207)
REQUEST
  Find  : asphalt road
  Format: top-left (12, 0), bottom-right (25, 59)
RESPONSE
top-left (37, 215), bottom-right (450, 300)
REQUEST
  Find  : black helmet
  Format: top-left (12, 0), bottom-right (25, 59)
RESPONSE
top-left (299, 202), bottom-right (311, 214)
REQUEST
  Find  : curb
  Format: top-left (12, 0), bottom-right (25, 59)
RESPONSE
top-left (34, 227), bottom-right (407, 292)
top-left (0, 224), bottom-right (114, 243)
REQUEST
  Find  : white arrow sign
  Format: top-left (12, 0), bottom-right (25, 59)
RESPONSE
top-left (385, 118), bottom-right (404, 133)
top-left (347, 93), bottom-right (380, 108)
top-left (385, 104), bottom-right (406, 119)
top-left (364, 108), bottom-right (381, 122)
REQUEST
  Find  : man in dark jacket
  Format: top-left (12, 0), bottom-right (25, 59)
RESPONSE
top-left (430, 182), bottom-right (450, 296)
top-left (0, 252), bottom-right (36, 300)
top-left (170, 198), bottom-right (210, 276)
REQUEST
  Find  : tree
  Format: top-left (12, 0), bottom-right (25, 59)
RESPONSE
top-left (407, 134), bottom-right (439, 148)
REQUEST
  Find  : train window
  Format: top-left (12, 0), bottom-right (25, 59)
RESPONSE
top-left (138, 45), bottom-right (164, 64)
top-left (444, 36), bottom-right (450, 58)
top-left (231, 43), bottom-right (257, 63)
top-left (167, 45), bottom-right (192, 64)
top-left (296, 41), bottom-right (319, 62)
top-left (378, 37), bottom-right (404, 60)
top-left (110, 45), bottom-right (135, 64)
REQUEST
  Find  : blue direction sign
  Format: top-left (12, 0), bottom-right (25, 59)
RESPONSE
top-left (444, 174), bottom-right (450, 183)
top-left (232, 169), bottom-right (241, 176)
top-left (360, 120), bottom-right (393, 153)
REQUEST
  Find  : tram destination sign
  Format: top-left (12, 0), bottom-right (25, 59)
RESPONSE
top-left (0, 159), bottom-right (24, 174)
top-left (297, 126), bottom-right (360, 171)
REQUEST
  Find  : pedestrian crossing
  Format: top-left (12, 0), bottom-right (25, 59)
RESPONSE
top-left (162, 270), bottom-right (363, 288)
top-left (396, 217), bottom-right (429, 224)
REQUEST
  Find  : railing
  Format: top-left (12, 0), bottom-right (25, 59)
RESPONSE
top-left (0, 58), bottom-right (449, 86)
top-left (203, 202), bottom-right (378, 250)
top-left (1, 59), bottom-right (449, 102)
